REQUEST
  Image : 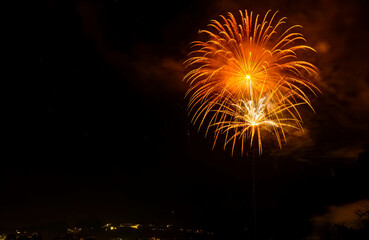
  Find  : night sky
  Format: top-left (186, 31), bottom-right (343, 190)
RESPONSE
top-left (4, 0), bottom-right (369, 239)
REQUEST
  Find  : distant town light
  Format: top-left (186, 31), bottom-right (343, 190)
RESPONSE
top-left (130, 224), bottom-right (140, 229)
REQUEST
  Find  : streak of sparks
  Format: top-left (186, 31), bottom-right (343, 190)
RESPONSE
top-left (211, 87), bottom-right (304, 155)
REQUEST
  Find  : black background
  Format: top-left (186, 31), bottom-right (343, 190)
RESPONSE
top-left (2, 0), bottom-right (369, 239)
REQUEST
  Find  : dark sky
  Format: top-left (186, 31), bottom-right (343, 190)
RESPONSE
top-left (3, 0), bottom-right (369, 239)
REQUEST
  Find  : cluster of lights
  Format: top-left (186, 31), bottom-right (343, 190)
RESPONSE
top-left (100, 222), bottom-right (213, 235)
top-left (0, 223), bottom-right (214, 240)
top-left (103, 223), bottom-right (141, 231)
top-left (67, 227), bottom-right (82, 233)
top-left (0, 231), bottom-right (41, 240)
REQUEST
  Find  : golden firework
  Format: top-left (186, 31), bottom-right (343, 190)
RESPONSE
top-left (184, 10), bottom-right (319, 155)
top-left (211, 84), bottom-right (305, 155)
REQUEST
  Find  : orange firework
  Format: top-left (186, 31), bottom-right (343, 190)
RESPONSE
top-left (184, 10), bottom-right (319, 155)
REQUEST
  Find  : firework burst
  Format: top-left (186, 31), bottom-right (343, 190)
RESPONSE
top-left (184, 10), bottom-right (319, 155)
top-left (211, 84), bottom-right (305, 155)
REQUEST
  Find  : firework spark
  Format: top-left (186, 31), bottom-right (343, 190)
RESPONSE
top-left (184, 10), bottom-right (319, 155)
